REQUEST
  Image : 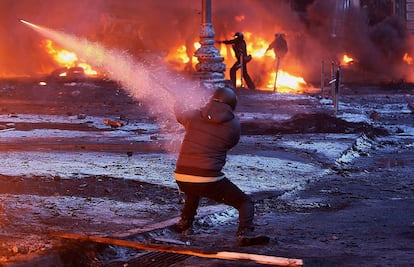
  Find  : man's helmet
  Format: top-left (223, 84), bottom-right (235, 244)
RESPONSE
top-left (212, 87), bottom-right (237, 110)
top-left (234, 32), bottom-right (244, 39)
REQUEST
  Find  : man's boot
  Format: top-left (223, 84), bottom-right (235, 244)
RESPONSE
top-left (237, 227), bottom-right (270, 246)
top-left (170, 218), bottom-right (193, 234)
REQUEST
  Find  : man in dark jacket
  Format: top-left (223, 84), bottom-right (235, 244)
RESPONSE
top-left (266, 33), bottom-right (288, 91)
top-left (217, 32), bottom-right (255, 90)
top-left (266, 32), bottom-right (288, 59)
top-left (172, 87), bottom-right (268, 246)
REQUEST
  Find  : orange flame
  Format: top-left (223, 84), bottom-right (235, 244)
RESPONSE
top-left (165, 42), bottom-right (200, 71)
top-left (245, 34), bottom-right (269, 59)
top-left (165, 32), bottom-right (307, 93)
top-left (403, 53), bottom-right (413, 65)
top-left (43, 39), bottom-right (98, 75)
top-left (268, 71), bottom-right (306, 93)
top-left (342, 54), bottom-right (354, 65)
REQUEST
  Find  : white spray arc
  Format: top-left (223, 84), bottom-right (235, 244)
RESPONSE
top-left (20, 19), bottom-right (209, 122)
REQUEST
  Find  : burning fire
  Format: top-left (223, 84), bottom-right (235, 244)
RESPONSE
top-left (342, 54), bottom-right (354, 65)
top-left (227, 31), bottom-right (307, 92)
top-left (403, 53), bottom-right (413, 65)
top-left (267, 71), bottom-right (306, 92)
top-left (43, 39), bottom-right (98, 76)
top-left (162, 28), bottom-right (308, 93)
top-left (165, 42), bottom-right (201, 71)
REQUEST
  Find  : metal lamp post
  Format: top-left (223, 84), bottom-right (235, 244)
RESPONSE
top-left (194, 0), bottom-right (226, 89)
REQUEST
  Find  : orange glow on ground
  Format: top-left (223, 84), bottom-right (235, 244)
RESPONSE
top-left (267, 71), bottom-right (306, 93)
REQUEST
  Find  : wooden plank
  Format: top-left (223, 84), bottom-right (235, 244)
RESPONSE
top-left (51, 232), bottom-right (303, 267)
top-left (112, 204), bottom-right (229, 238)
top-left (0, 128), bottom-right (15, 133)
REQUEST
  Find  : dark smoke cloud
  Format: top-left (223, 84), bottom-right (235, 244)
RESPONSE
top-left (340, 5), bottom-right (413, 82)
top-left (1, 0), bottom-right (413, 83)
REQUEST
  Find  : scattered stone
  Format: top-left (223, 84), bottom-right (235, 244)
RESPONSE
top-left (104, 119), bottom-right (123, 128)
top-left (77, 113), bottom-right (86, 119)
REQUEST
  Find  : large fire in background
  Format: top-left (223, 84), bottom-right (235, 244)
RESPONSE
top-left (43, 39), bottom-right (98, 77)
top-left (163, 33), bottom-right (307, 93)
top-left (217, 32), bottom-right (307, 93)
top-left (2, 0), bottom-right (414, 86)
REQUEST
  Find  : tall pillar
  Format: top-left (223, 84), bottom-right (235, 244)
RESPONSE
top-left (194, 0), bottom-right (226, 89)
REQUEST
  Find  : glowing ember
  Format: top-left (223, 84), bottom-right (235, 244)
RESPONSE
top-left (342, 54), bottom-right (354, 64)
top-left (78, 62), bottom-right (98, 76)
top-left (403, 53), bottom-right (413, 65)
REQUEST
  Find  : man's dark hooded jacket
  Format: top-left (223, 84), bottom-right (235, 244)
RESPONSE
top-left (174, 100), bottom-right (240, 178)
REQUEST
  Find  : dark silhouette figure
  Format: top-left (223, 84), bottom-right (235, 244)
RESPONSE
top-left (218, 32), bottom-right (255, 89)
top-left (266, 33), bottom-right (288, 59)
top-left (266, 33), bottom-right (288, 91)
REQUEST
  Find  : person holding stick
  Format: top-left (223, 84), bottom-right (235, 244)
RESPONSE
top-left (171, 86), bottom-right (268, 246)
top-left (266, 33), bottom-right (288, 91)
top-left (217, 32), bottom-right (255, 90)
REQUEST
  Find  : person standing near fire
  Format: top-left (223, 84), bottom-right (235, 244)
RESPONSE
top-left (266, 32), bottom-right (288, 91)
top-left (172, 86), bottom-right (268, 246)
top-left (266, 32), bottom-right (288, 59)
top-left (217, 32), bottom-right (256, 90)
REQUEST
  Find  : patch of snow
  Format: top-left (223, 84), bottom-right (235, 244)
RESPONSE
top-left (0, 128), bottom-right (166, 142)
top-left (320, 98), bottom-right (333, 105)
top-left (337, 112), bottom-right (370, 123)
top-left (0, 193), bottom-right (174, 232)
top-left (245, 93), bottom-right (315, 101)
top-left (0, 152), bottom-right (178, 187)
top-left (238, 112), bottom-right (292, 121)
top-left (0, 150), bottom-right (330, 195)
top-left (225, 154), bottom-right (328, 193)
top-left (335, 134), bottom-right (374, 165)
top-left (278, 134), bottom-right (357, 159)
top-left (240, 134), bottom-right (356, 161)
top-left (376, 103), bottom-right (412, 114)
